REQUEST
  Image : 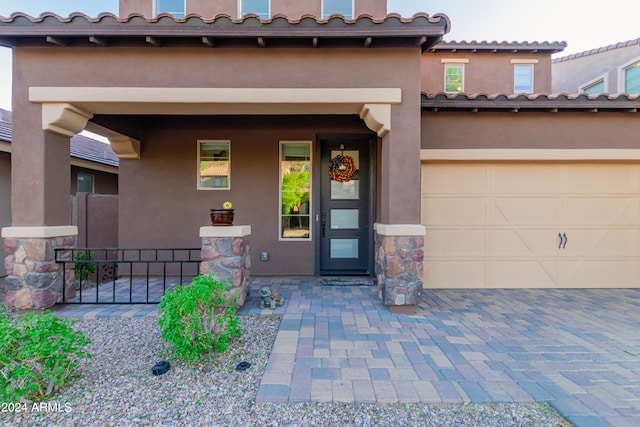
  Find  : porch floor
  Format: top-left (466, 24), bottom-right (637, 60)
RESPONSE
top-left (51, 277), bottom-right (640, 427)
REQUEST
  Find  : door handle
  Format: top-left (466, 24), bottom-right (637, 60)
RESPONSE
top-left (558, 232), bottom-right (567, 249)
top-left (321, 212), bottom-right (326, 238)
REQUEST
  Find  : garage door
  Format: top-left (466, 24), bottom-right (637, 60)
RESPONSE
top-left (421, 163), bottom-right (640, 288)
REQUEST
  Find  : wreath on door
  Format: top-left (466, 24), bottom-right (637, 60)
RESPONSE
top-left (329, 154), bottom-right (357, 182)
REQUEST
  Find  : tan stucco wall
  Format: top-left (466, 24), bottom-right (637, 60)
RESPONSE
top-left (421, 52), bottom-right (552, 94)
top-left (421, 112), bottom-right (640, 149)
top-left (0, 152), bottom-right (10, 276)
top-left (119, 0), bottom-right (387, 19)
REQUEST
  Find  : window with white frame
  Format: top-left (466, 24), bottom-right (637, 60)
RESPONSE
top-left (198, 140), bottom-right (230, 190)
top-left (155, 0), bottom-right (185, 17)
top-left (240, 0), bottom-right (270, 19)
top-left (77, 172), bottom-right (94, 193)
top-left (280, 141), bottom-right (312, 240)
top-left (580, 76), bottom-right (606, 95)
top-left (622, 60), bottom-right (640, 94)
top-left (513, 64), bottom-right (534, 93)
top-left (444, 63), bottom-right (464, 93)
top-left (322, 0), bottom-right (354, 19)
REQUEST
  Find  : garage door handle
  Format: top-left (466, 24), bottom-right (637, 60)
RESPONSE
top-left (558, 232), bottom-right (567, 249)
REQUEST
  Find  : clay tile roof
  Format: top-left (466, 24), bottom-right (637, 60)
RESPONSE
top-left (0, 12), bottom-right (450, 51)
top-left (553, 37), bottom-right (640, 63)
top-left (421, 92), bottom-right (640, 112)
top-left (430, 40), bottom-right (567, 54)
top-left (0, 109), bottom-right (119, 167)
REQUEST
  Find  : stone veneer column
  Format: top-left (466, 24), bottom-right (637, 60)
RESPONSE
top-left (199, 225), bottom-right (251, 307)
top-left (374, 223), bottom-right (425, 315)
top-left (2, 226), bottom-right (77, 309)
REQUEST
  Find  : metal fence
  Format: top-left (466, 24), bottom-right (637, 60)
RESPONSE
top-left (54, 248), bottom-right (201, 304)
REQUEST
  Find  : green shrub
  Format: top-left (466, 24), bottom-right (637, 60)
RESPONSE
top-left (0, 309), bottom-right (92, 403)
top-left (158, 274), bottom-right (242, 361)
top-left (74, 250), bottom-right (97, 282)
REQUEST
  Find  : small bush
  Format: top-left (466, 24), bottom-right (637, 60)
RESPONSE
top-left (0, 309), bottom-right (92, 403)
top-left (74, 250), bottom-right (97, 282)
top-left (158, 274), bottom-right (242, 361)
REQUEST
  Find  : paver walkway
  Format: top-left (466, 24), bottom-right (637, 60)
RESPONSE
top-left (52, 277), bottom-right (640, 427)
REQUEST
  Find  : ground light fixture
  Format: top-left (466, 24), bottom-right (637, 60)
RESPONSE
top-left (152, 361), bottom-right (170, 375)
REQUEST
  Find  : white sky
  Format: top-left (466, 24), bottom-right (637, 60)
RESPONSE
top-left (0, 0), bottom-right (639, 110)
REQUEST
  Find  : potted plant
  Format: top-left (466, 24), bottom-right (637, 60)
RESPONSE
top-left (210, 200), bottom-right (234, 226)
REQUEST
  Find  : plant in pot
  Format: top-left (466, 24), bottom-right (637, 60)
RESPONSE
top-left (210, 200), bottom-right (234, 226)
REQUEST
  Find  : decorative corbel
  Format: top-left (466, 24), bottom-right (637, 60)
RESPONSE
top-left (359, 103), bottom-right (391, 137)
top-left (108, 135), bottom-right (141, 159)
top-left (41, 103), bottom-right (93, 137)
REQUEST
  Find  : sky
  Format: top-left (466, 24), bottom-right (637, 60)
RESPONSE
top-left (0, 0), bottom-right (639, 110)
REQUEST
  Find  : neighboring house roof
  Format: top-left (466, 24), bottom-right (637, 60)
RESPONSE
top-left (421, 92), bottom-right (640, 112)
top-left (0, 12), bottom-right (450, 51)
top-left (430, 40), bottom-right (566, 54)
top-left (0, 109), bottom-right (119, 168)
top-left (553, 37), bottom-right (640, 63)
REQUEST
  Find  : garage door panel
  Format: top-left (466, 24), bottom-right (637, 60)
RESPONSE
top-left (493, 260), bottom-right (558, 287)
top-left (566, 165), bottom-right (638, 193)
top-left (493, 198), bottom-right (560, 225)
top-left (493, 165), bottom-right (561, 193)
top-left (564, 229), bottom-right (638, 255)
top-left (422, 164), bottom-right (487, 194)
top-left (492, 229), bottom-right (559, 256)
top-left (424, 260), bottom-right (485, 287)
top-left (422, 197), bottom-right (486, 225)
top-left (565, 197), bottom-right (639, 225)
top-left (425, 229), bottom-right (485, 256)
top-left (564, 260), bottom-right (635, 287)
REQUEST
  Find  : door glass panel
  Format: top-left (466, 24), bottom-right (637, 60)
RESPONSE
top-left (331, 209), bottom-right (359, 229)
top-left (330, 239), bottom-right (359, 258)
top-left (330, 149), bottom-right (359, 200)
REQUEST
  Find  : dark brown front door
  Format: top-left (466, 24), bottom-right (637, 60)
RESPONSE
top-left (318, 135), bottom-right (375, 275)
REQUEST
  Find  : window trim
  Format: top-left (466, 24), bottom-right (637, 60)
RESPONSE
top-left (443, 62), bottom-right (465, 93)
top-left (513, 63), bottom-right (534, 94)
top-left (153, 0), bottom-right (186, 17)
top-left (279, 140), bottom-right (312, 242)
top-left (238, 0), bottom-right (271, 19)
top-left (197, 140), bottom-right (231, 191)
top-left (77, 172), bottom-right (95, 193)
top-left (321, 0), bottom-right (355, 19)
top-left (580, 73), bottom-right (608, 94)
top-left (617, 55), bottom-right (640, 94)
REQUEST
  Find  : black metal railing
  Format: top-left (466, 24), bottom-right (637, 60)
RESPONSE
top-left (54, 248), bottom-right (201, 304)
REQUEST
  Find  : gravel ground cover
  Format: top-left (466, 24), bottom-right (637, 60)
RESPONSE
top-left (2, 314), bottom-right (572, 427)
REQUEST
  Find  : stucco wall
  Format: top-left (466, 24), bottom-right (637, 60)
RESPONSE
top-left (0, 152), bottom-right (10, 276)
top-left (421, 112), bottom-right (640, 149)
top-left (421, 52), bottom-right (553, 94)
top-left (552, 44), bottom-right (640, 93)
top-left (119, 0), bottom-right (387, 19)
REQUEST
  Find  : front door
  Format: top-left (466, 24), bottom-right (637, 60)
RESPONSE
top-left (318, 135), bottom-right (375, 275)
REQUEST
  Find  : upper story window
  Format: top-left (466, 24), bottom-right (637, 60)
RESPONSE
top-left (198, 140), bottom-right (230, 190)
top-left (155, 0), bottom-right (185, 17)
top-left (322, 0), bottom-right (354, 19)
top-left (620, 58), bottom-right (640, 94)
top-left (580, 74), bottom-right (607, 95)
top-left (240, 0), bottom-right (270, 19)
top-left (511, 59), bottom-right (537, 94)
top-left (441, 59), bottom-right (468, 93)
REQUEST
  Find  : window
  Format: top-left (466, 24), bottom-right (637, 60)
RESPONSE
top-left (240, 0), bottom-right (270, 19)
top-left (77, 173), bottom-right (94, 193)
top-left (444, 64), bottom-right (464, 93)
top-left (280, 141), bottom-right (311, 240)
top-left (623, 61), bottom-right (640, 94)
top-left (198, 141), bottom-right (230, 190)
top-left (513, 64), bottom-right (534, 93)
top-left (322, 0), bottom-right (354, 18)
top-left (155, 0), bottom-right (185, 17)
top-left (580, 78), bottom-right (606, 95)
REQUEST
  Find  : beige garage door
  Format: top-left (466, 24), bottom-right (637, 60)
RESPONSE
top-left (421, 162), bottom-right (640, 288)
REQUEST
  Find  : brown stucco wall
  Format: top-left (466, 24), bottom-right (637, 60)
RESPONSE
top-left (119, 0), bottom-right (387, 19)
top-left (421, 112), bottom-right (640, 149)
top-left (421, 52), bottom-right (553, 94)
top-left (0, 151), bottom-right (10, 276)
top-left (70, 166), bottom-right (119, 195)
top-left (101, 115), bottom-right (371, 276)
